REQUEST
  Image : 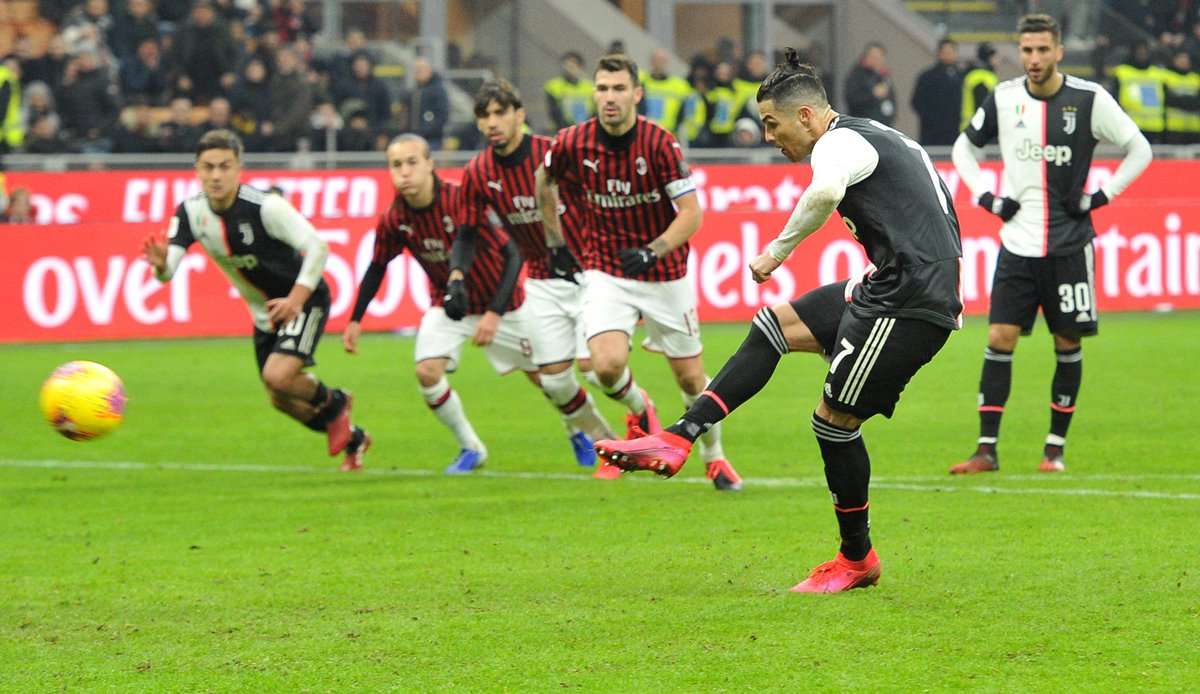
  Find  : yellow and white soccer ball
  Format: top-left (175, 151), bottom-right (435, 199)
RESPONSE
top-left (39, 361), bottom-right (126, 441)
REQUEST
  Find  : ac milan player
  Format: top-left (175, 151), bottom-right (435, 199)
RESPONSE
top-left (536, 54), bottom-right (742, 491)
top-left (462, 79), bottom-right (616, 472)
top-left (343, 134), bottom-right (530, 474)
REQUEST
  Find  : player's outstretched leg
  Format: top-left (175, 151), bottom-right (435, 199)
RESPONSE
top-left (1041, 343), bottom-right (1081, 472)
top-left (261, 355), bottom-right (366, 466)
top-left (417, 360), bottom-right (487, 475)
top-left (595, 307), bottom-right (788, 481)
top-left (791, 411), bottom-right (881, 593)
top-left (680, 378), bottom-right (741, 492)
top-left (951, 345), bottom-right (1012, 474)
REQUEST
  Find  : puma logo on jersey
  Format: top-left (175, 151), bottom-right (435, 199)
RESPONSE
top-left (1015, 140), bottom-right (1072, 166)
top-left (582, 158), bottom-right (599, 172)
top-left (487, 180), bottom-right (503, 192)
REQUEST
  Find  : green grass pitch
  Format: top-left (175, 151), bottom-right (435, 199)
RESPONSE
top-left (2, 313), bottom-right (1198, 690)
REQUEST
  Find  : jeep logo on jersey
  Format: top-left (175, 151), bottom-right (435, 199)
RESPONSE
top-left (222, 254), bottom-right (258, 269)
top-left (238, 221), bottom-right (253, 245)
top-left (1062, 107), bottom-right (1077, 135)
top-left (1015, 140), bottom-right (1073, 166)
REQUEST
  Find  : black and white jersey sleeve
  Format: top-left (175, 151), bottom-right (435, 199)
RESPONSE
top-left (963, 92), bottom-right (999, 147)
top-left (155, 205), bottom-right (197, 282)
top-left (259, 193), bottom-right (328, 291)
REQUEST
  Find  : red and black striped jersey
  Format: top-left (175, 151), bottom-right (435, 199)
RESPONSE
top-left (372, 177), bottom-right (524, 314)
top-left (544, 116), bottom-right (696, 281)
top-left (461, 134), bottom-right (588, 280)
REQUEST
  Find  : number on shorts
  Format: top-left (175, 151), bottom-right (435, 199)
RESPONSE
top-left (1057, 282), bottom-right (1091, 313)
top-left (280, 312), bottom-right (306, 336)
top-left (829, 338), bottom-right (855, 374)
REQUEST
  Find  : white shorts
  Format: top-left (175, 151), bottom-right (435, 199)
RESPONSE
top-left (414, 305), bottom-right (537, 375)
top-left (523, 277), bottom-right (590, 366)
top-left (581, 270), bottom-right (702, 359)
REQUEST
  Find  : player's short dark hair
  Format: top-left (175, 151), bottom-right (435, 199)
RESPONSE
top-left (594, 53), bottom-right (639, 83)
top-left (1018, 13), bottom-right (1061, 42)
top-left (473, 79), bottom-right (523, 118)
top-left (195, 129), bottom-right (243, 160)
top-left (756, 47), bottom-right (828, 107)
top-left (387, 133), bottom-right (431, 159)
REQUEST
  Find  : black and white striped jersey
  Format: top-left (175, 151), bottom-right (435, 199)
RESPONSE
top-left (963, 75), bottom-right (1141, 257)
top-left (162, 185), bottom-right (329, 332)
top-left (822, 116), bottom-right (964, 331)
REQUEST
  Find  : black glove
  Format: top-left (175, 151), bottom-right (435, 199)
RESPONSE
top-left (1067, 188), bottom-right (1108, 218)
top-left (442, 278), bottom-right (468, 321)
top-left (547, 245), bottom-right (582, 284)
top-left (619, 246), bottom-right (658, 276)
top-left (978, 192), bottom-right (1021, 222)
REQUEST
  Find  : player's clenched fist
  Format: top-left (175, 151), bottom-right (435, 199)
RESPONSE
top-left (443, 278), bottom-right (469, 320)
top-left (978, 192), bottom-right (1020, 222)
top-left (749, 252), bottom-right (781, 284)
top-left (619, 246), bottom-right (657, 276)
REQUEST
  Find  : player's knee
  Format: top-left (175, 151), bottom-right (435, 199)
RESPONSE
top-left (540, 368), bottom-right (581, 406)
top-left (815, 400), bottom-right (863, 430)
top-left (1052, 333), bottom-right (1081, 351)
top-left (987, 324), bottom-right (1020, 352)
top-left (260, 367), bottom-right (294, 395)
top-left (674, 370), bottom-right (707, 395)
top-left (589, 354), bottom-right (625, 384)
top-left (414, 360), bottom-right (444, 388)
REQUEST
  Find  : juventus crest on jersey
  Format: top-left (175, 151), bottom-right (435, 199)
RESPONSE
top-left (964, 75), bottom-right (1142, 257)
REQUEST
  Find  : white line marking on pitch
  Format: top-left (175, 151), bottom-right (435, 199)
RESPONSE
top-left (2, 458), bottom-right (1199, 501)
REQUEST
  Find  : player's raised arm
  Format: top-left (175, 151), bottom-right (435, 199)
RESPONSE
top-left (260, 194), bottom-right (328, 327)
top-left (752, 127), bottom-right (874, 283)
top-left (144, 210), bottom-right (194, 282)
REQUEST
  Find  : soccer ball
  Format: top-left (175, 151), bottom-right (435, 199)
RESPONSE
top-left (39, 361), bottom-right (126, 441)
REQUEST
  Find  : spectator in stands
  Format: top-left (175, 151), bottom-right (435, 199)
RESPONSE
top-left (270, 46), bottom-right (313, 151)
top-left (158, 96), bottom-right (202, 152)
top-left (337, 109), bottom-right (374, 152)
top-left (410, 57), bottom-right (448, 149)
top-left (844, 42), bottom-right (896, 126)
top-left (19, 36), bottom-right (67, 94)
top-left (24, 114), bottom-right (77, 154)
top-left (20, 81), bottom-right (58, 137)
top-left (1164, 48), bottom-right (1200, 144)
top-left (56, 48), bottom-right (118, 153)
top-left (704, 61), bottom-right (739, 147)
top-left (0, 57), bottom-right (23, 155)
top-left (734, 50), bottom-right (769, 123)
top-left (331, 28), bottom-right (368, 82)
top-left (271, 0), bottom-right (320, 44)
top-left (961, 42), bottom-right (998, 131)
top-left (112, 102), bottom-right (161, 153)
top-left (0, 187), bottom-right (35, 223)
top-left (910, 38), bottom-right (962, 146)
top-left (229, 56), bottom-right (274, 151)
top-left (544, 51), bottom-right (592, 131)
top-left (640, 48), bottom-right (694, 137)
top-left (203, 95), bottom-right (233, 131)
top-left (121, 38), bottom-right (171, 104)
top-left (62, 0), bottom-right (115, 59)
top-left (172, 0), bottom-right (238, 103)
top-left (333, 51), bottom-right (390, 130)
top-left (38, 0), bottom-right (75, 26)
top-left (111, 0), bottom-right (160, 63)
top-left (156, 0), bottom-right (192, 25)
top-left (308, 100), bottom-right (342, 151)
top-left (1113, 40), bottom-right (1168, 143)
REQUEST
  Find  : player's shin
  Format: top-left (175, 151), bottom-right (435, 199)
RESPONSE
top-left (542, 369), bottom-right (615, 440)
top-left (602, 367), bottom-right (649, 414)
top-left (1047, 347), bottom-right (1082, 456)
top-left (812, 413), bottom-right (872, 561)
top-left (978, 347), bottom-right (1013, 452)
top-left (667, 308), bottom-right (788, 443)
top-left (420, 377), bottom-right (485, 452)
top-left (681, 384), bottom-right (725, 461)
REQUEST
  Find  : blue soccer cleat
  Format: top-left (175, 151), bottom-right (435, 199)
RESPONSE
top-left (570, 431), bottom-right (597, 467)
top-left (445, 448), bottom-right (486, 475)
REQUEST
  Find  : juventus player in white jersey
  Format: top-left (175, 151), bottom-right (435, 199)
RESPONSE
top-left (949, 15), bottom-right (1151, 474)
top-left (143, 130), bottom-right (371, 471)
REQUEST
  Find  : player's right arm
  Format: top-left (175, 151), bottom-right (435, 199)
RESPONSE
top-left (751, 128), bottom-right (877, 283)
top-left (344, 211), bottom-right (404, 354)
top-left (536, 141), bottom-right (583, 281)
top-left (143, 207), bottom-right (195, 282)
top-left (953, 93), bottom-right (1019, 221)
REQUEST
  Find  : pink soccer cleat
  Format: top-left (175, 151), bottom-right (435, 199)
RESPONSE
top-left (594, 430), bottom-right (692, 478)
top-left (789, 549), bottom-right (882, 594)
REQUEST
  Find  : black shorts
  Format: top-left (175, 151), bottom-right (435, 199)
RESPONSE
top-left (989, 245), bottom-right (1098, 338)
top-left (252, 290), bottom-right (331, 373)
top-left (791, 282), bottom-right (951, 420)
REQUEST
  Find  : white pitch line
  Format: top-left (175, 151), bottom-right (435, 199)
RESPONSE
top-left (2, 458), bottom-right (1200, 501)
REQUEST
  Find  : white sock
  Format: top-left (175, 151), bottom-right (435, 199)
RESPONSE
top-left (541, 369), bottom-right (616, 440)
top-left (582, 369), bottom-right (603, 389)
top-left (682, 382), bottom-right (725, 462)
top-left (602, 367), bottom-right (648, 415)
top-left (420, 377), bottom-right (485, 455)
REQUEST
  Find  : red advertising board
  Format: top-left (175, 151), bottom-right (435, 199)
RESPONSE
top-left (3, 161), bottom-right (1198, 343)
